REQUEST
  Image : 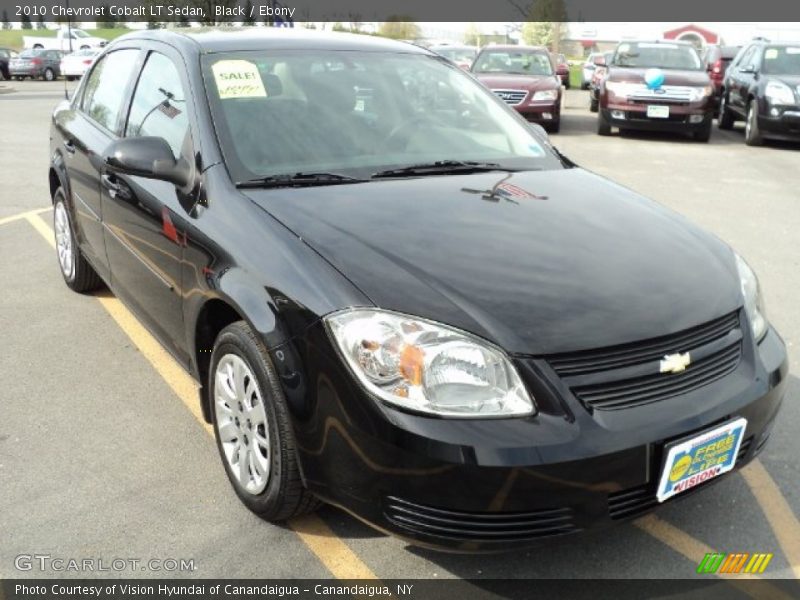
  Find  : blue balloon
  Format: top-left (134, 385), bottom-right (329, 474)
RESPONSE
top-left (644, 68), bottom-right (665, 90)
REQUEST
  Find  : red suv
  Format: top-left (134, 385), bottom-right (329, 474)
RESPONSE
top-left (597, 40), bottom-right (714, 141)
top-left (472, 45), bottom-right (563, 132)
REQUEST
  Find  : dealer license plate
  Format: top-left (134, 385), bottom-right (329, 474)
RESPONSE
top-left (647, 105), bottom-right (670, 118)
top-left (656, 418), bottom-right (747, 503)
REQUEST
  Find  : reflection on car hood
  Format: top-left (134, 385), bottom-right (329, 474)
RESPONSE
top-left (474, 73), bottom-right (559, 91)
top-left (608, 67), bottom-right (711, 87)
top-left (246, 169), bottom-right (741, 355)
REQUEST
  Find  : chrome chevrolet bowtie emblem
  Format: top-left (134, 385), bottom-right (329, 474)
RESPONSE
top-left (660, 352), bottom-right (691, 374)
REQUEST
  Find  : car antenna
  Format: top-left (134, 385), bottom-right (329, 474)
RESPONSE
top-left (63, 0), bottom-right (73, 100)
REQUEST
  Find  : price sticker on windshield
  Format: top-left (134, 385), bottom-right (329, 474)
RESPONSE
top-left (212, 60), bottom-right (267, 99)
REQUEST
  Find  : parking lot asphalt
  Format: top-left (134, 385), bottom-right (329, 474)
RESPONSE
top-left (1, 80), bottom-right (798, 583)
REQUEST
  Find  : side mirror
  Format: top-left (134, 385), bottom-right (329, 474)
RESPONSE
top-left (104, 137), bottom-right (190, 188)
top-left (739, 64), bottom-right (755, 74)
top-left (593, 56), bottom-right (606, 66)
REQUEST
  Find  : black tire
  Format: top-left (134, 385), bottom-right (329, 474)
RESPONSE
top-left (210, 321), bottom-right (321, 521)
top-left (53, 188), bottom-right (103, 293)
top-left (43, 68), bottom-right (55, 82)
top-left (66, 75), bottom-right (77, 82)
top-left (589, 96), bottom-right (599, 113)
top-left (1, 68), bottom-right (9, 81)
top-left (597, 110), bottom-right (611, 136)
top-left (563, 79), bottom-right (570, 90)
top-left (15, 76), bottom-right (23, 81)
top-left (718, 93), bottom-right (734, 130)
top-left (693, 120), bottom-right (712, 142)
top-left (744, 101), bottom-right (764, 146)
top-left (546, 118), bottom-right (561, 134)
top-left (581, 82), bottom-right (589, 90)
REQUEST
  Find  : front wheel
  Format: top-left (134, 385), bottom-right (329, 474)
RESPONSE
top-left (718, 93), bottom-right (734, 130)
top-left (210, 321), bottom-right (321, 521)
top-left (597, 110), bottom-right (611, 136)
top-left (693, 120), bottom-right (712, 142)
top-left (744, 102), bottom-right (764, 146)
top-left (53, 188), bottom-right (102, 292)
top-left (43, 68), bottom-right (55, 82)
top-left (589, 96), bottom-right (599, 113)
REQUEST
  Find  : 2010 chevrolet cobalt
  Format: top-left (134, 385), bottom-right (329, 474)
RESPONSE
top-left (49, 29), bottom-right (787, 551)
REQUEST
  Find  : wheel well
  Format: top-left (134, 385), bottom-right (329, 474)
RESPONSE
top-left (194, 299), bottom-right (243, 422)
top-left (48, 168), bottom-right (61, 202)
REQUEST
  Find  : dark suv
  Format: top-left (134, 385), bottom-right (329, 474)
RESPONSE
top-left (718, 41), bottom-right (800, 145)
top-left (703, 44), bottom-right (741, 111)
top-left (597, 40), bottom-right (714, 141)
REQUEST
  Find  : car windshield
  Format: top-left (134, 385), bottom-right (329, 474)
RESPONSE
top-left (202, 50), bottom-right (561, 182)
top-left (72, 30), bottom-right (90, 38)
top-left (435, 47), bottom-right (476, 63)
top-left (613, 42), bottom-right (703, 70)
top-left (472, 49), bottom-right (554, 76)
top-left (762, 46), bottom-right (800, 75)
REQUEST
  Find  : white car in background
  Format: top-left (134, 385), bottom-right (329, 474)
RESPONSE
top-left (60, 48), bottom-right (99, 81)
top-left (581, 52), bottom-right (604, 89)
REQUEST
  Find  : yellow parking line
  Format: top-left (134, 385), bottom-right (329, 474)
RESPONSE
top-left (26, 212), bottom-right (379, 581)
top-left (635, 515), bottom-right (793, 600)
top-left (0, 207), bottom-right (51, 227)
top-left (741, 460), bottom-right (800, 579)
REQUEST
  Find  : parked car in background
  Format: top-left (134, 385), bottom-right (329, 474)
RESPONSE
top-left (9, 49), bottom-right (62, 81)
top-left (553, 53), bottom-right (570, 88)
top-left (597, 40), bottom-right (714, 141)
top-left (589, 52), bottom-right (613, 112)
top-left (718, 40), bottom-right (800, 145)
top-left (60, 48), bottom-right (99, 81)
top-left (49, 29), bottom-right (786, 552)
top-left (24, 28), bottom-right (107, 52)
top-left (472, 45), bottom-right (563, 132)
top-left (581, 52), bottom-right (604, 89)
top-left (0, 47), bottom-right (17, 80)
top-left (429, 44), bottom-right (477, 70)
top-left (703, 44), bottom-right (741, 111)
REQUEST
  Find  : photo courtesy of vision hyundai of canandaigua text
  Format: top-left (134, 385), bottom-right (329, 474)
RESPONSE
top-left (48, 28), bottom-right (787, 551)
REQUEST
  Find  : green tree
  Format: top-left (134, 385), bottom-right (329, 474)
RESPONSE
top-left (96, 4), bottom-right (117, 28)
top-left (521, 0), bottom-right (567, 50)
top-left (36, 13), bottom-right (45, 29)
top-left (464, 23), bottom-right (480, 46)
top-left (243, 0), bottom-right (255, 25)
top-left (378, 18), bottom-right (420, 41)
top-left (1, 10), bottom-right (10, 30)
top-left (332, 22), bottom-right (347, 32)
top-left (21, 13), bottom-right (33, 29)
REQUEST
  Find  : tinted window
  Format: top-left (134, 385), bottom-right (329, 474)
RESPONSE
top-left (126, 52), bottom-right (190, 159)
top-left (613, 42), bottom-right (703, 70)
top-left (762, 46), bottom-right (800, 75)
top-left (82, 49), bottom-right (139, 134)
top-left (737, 46), bottom-right (756, 70)
top-left (473, 50), bottom-right (554, 75)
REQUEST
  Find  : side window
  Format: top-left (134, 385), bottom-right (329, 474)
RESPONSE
top-left (82, 49), bottom-right (140, 134)
top-left (738, 46), bottom-right (755, 70)
top-left (126, 52), bottom-right (190, 160)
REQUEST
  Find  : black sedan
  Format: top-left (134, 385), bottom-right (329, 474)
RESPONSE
top-left (719, 40), bottom-right (800, 145)
top-left (48, 29), bottom-right (787, 551)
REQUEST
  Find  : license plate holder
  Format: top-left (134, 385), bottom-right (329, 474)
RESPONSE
top-left (656, 418), bottom-right (747, 503)
top-left (647, 104), bottom-right (670, 119)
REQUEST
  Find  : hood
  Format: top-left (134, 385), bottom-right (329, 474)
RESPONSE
top-left (474, 73), bottom-right (560, 91)
top-left (765, 74), bottom-right (800, 88)
top-left (608, 67), bottom-right (711, 87)
top-left (246, 169), bottom-right (742, 355)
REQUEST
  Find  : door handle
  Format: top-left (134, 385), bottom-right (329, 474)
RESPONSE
top-left (62, 139), bottom-right (76, 154)
top-left (101, 173), bottom-right (131, 202)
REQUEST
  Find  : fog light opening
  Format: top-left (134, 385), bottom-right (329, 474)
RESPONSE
top-left (611, 110), bottom-right (625, 120)
top-left (770, 107), bottom-right (780, 117)
top-left (689, 114), bottom-right (704, 124)
top-left (542, 112), bottom-right (553, 120)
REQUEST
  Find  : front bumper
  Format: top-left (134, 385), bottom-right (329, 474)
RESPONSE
top-left (758, 107), bottom-right (800, 141)
top-left (513, 102), bottom-right (560, 123)
top-left (9, 67), bottom-right (42, 78)
top-left (289, 321), bottom-right (788, 552)
top-left (602, 107), bottom-right (712, 133)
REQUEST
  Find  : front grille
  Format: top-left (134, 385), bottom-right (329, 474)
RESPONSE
top-left (573, 343), bottom-right (742, 411)
top-left (384, 496), bottom-right (580, 542)
top-left (608, 437), bottom-right (752, 520)
top-left (491, 89), bottom-right (527, 106)
top-left (628, 86), bottom-right (696, 104)
top-left (548, 311), bottom-right (739, 376)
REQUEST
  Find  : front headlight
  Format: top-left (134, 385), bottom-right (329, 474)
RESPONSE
top-left (688, 85), bottom-right (713, 101)
top-left (532, 89), bottom-right (557, 102)
top-left (765, 81), bottom-right (796, 105)
top-left (604, 81), bottom-right (641, 97)
top-left (735, 254), bottom-right (768, 341)
top-left (325, 309), bottom-right (535, 418)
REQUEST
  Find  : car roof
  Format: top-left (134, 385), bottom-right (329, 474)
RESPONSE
top-left (479, 44), bottom-right (549, 53)
top-left (111, 28), bottom-right (431, 56)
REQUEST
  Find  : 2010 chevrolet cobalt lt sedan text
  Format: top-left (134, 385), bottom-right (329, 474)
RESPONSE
top-left (48, 29), bottom-right (788, 551)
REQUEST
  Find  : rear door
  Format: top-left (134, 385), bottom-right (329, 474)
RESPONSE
top-left (728, 45), bottom-right (755, 113)
top-left (56, 48), bottom-right (141, 279)
top-left (101, 44), bottom-right (195, 361)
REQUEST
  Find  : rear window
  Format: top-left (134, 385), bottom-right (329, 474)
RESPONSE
top-left (20, 50), bottom-right (41, 58)
top-left (613, 42), bottom-right (703, 70)
top-left (473, 50), bottom-right (553, 76)
top-left (81, 49), bottom-right (140, 134)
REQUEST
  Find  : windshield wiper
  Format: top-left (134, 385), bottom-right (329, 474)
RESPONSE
top-left (236, 172), bottom-right (368, 188)
top-left (372, 160), bottom-right (517, 179)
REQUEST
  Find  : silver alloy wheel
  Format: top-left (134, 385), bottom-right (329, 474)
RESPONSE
top-left (214, 353), bottom-right (271, 494)
top-left (54, 201), bottom-right (75, 281)
top-left (745, 104), bottom-right (753, 138)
